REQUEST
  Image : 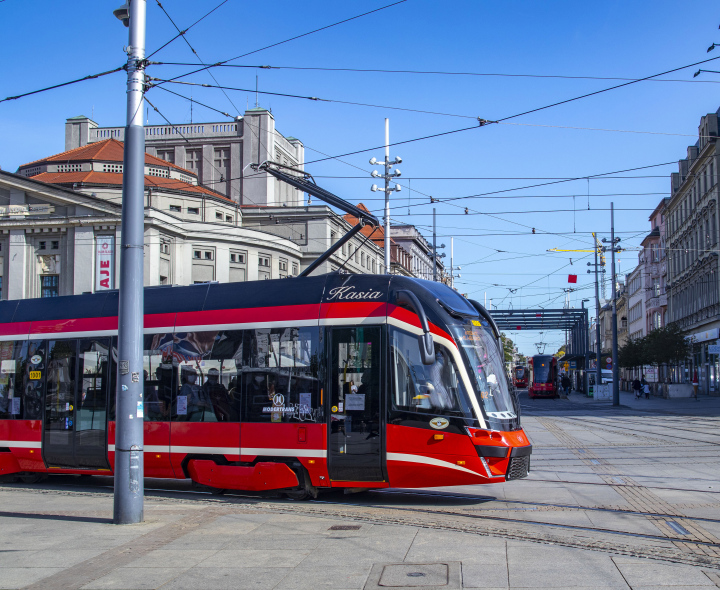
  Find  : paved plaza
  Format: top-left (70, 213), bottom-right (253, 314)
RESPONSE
top-left (1, 389), bottom-right (719, 589)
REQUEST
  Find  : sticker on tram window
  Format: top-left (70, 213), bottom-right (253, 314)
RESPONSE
top-left (429, 417), bottom-right (450, 430)
top-left (471, 320), bottom-right (482, 327)
top-left (30, 355), bottom-right (42, 365)
top-left (10, 398), bottom-right (20, 415)
top-left (331, 405), bottom-right (338, 413)
top-left (29, 371), bottom-right (41, 380)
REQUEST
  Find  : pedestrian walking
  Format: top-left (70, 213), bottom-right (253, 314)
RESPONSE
top-left (561, 374), bottom-right (571, 396)
top-left (632, 377), bottom-right (642, 399)
top-left (692, 370), bottom-right (699, 401)
top-left (640, 375), bottom-right (648, 400)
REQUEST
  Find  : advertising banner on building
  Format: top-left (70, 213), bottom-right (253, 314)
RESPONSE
top-left (95, 236), bottom-right (114, 291)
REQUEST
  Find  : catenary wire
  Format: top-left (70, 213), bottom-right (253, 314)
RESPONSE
top-left (0, 66), bottom-right (124, 104)
top-left (146, 0), bottom-right (230, 60)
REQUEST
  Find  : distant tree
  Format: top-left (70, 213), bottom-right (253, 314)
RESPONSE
top-left (619, 337), bottom-right (644, 370)
top-left (645, 323), bottom-right (693, 367)
top-left (499, 332), bottom-right (515, 363)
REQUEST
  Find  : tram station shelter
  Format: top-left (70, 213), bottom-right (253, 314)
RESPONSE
top-left (491, 308), bottom-right (590, 392)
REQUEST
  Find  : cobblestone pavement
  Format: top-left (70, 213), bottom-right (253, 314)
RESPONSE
top-left (1, 389), bottom-right (719, 589)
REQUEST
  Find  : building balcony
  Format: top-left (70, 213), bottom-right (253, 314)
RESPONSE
top-left (647, 294), bottom-right (667, 309)
top-left (649, 262), bottom-right (666, 278)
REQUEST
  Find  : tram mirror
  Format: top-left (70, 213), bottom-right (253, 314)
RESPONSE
top-left (419, 332), bottom-right (435, 366)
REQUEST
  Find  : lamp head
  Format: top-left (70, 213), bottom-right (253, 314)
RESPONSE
top-left (371, 170), bottom-right (380, 178)
top-left (394, 184), bottom-right (402, 192)
top-left (393, 169), bottom-right (401, 177)
top-left (113, 1), bottom-right (130, 26)
top-left (709, 43), bottom-right (717, 53)
top-left (694, 69), bottom-right (702, 78)
top-left (393, 156), bottom-right (402, 164)
top-left (371, 184), bottom-right (378, 192)
top-left (369, 157), bottom-right (378, 165)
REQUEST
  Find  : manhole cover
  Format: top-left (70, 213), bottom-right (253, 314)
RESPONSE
top-left (379, 564), bottom-right (448, 587)
top-left (365, 562), bottom-right (461, 589)
top-left (328, 525), bottom-right (361, 531)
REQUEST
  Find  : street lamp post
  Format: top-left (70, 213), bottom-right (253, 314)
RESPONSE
top-left (113, 0), bottom-right (146, 525)
top-left (370, 119), bottom-right (401, 274)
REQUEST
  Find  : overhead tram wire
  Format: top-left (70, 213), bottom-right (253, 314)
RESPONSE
top-left (147, 77), bottom-right (713, 138)
top-left (151, 53), bottom-right (720, 168)
top-left (151, 61), bottom-right (720, 85)
top-left (0, 66), bottom-right (124, 104)
top-left (146, 0), bottom-right (230, 60)
top-left (152, 0), bottom-right (409, 86)
top-left (152, 0), bottom-right (241, 117)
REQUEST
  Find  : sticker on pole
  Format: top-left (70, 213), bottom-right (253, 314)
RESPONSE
top-left (120, 361), bottom-right (129, 375)
top-left (137, 401), bottom-right (144, 419)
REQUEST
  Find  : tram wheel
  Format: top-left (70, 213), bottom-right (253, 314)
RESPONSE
top-left (209, 487), bottom-right (226, 495)
top-left (284, 488), bottom-right (311, 501)
top-left (19, 473), bottom-right (46, 484)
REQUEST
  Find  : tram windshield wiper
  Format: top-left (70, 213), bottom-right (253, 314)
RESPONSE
top-left (253, 161), bottom-right (380, 277)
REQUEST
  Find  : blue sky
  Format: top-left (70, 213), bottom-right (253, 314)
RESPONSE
top-left (1, 0), bottom-right (718, 355)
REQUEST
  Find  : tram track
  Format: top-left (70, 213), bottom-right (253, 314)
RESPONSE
top-left (4, 479), bottom-right (719, 570)
top-left (544, 414), bottom-right (720, 446)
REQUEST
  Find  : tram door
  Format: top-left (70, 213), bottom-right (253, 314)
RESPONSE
top-left (43, 338), bottom-right (111, 470)
top-left (328, 327), bottom-right (384, 482)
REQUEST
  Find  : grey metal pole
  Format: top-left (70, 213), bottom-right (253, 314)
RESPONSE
top-left (594, 244), bottom-right (602, 391)
top-left (450, 237), bottom-right (454, 289)
top-left (114, 0), bottom-right (146, 525)
top-left (432, 208), bottom-right (437, 282)
top-left (384, 118), bottom-right (391, 275)
top-left (610, 203), bottom-right (620, 406)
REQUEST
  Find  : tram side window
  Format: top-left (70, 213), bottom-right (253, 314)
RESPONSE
top-left (0, 340), bottom-right (45, 420)
top-left (142, 334), bottom-right (174, 421)
top-left (390, 327), bottom-right (473, 419)
top-left (46, 340), bottom-right (77, 431)
top-left (77, 339), bottom-right (110, 432)
top-left (172, 330), bottom-right (241, 423)
top-left (242, 327), bottom-right (321, 423)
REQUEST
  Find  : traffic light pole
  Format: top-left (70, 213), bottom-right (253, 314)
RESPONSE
top-left (114, 0), bottom-right (146, 525)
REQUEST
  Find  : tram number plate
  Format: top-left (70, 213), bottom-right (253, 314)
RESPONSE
top-left (29, 371), bottom-right (41, 380)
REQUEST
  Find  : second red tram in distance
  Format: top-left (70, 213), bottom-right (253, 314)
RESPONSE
top-left (528, 355), bottom-right (558, 399)
top-left (513, 365), bottom-right (528, 388)
top-left (0, 274), bottom-right (531, 497)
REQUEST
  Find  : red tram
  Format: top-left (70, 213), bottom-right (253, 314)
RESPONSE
top-left (528, 355), bottom-right (558, 399)
top-left (513, 365), bottom-right (528, 388)
top-left (0, 274), bottom-right (531, 496)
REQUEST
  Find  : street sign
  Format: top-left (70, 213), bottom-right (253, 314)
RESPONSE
top-left (708, 344), bottom-right (720, 355)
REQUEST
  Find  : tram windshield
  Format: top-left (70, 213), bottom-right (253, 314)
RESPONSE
top-left (515, 367), bottom-right (525, 379)
top-left (533, 357), bottom-right (553, 383)
top-left (448, 321), bottom-right (518, 426)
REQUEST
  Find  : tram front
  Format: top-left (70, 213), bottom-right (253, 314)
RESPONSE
top-left (386, 277), bottom-right (531, 488)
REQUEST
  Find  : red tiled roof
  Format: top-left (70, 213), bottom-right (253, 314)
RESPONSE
top-left (20, 139), bottom-right (195, 176)
top-left (343, 203), bottom-right (394, 245)
top-left (31, 171), bottom-right (232, 201)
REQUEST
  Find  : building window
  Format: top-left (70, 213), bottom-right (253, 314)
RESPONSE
top-left (259, 256), bottom-right (270, 267)
top-left (230, 253), bottom-right (246, 264)
top-left (226, 215), bottom-right (233, 223)
top-left (51, 241), bottom-right (59, 250)
top-left (187, 207), bottom-right (199, 215)
top-left (292, 263), bottom-right (299, 276)
top-left (216, 211), bottom-right (223, 220)
top-left (185, 149), bottom-right (202, 174)
top-left (193, 250), bottom-right (201, 259)
top-left (170, 205), bottom-right (181, 212)
top-left (41, 275), bottom-right (59, 298)
top-left (38, 241), bottom-right (46, 250)
top-left (156, 149), bottom-right (175, 164)
top-left (204, 251), bottom-right (213, 260)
